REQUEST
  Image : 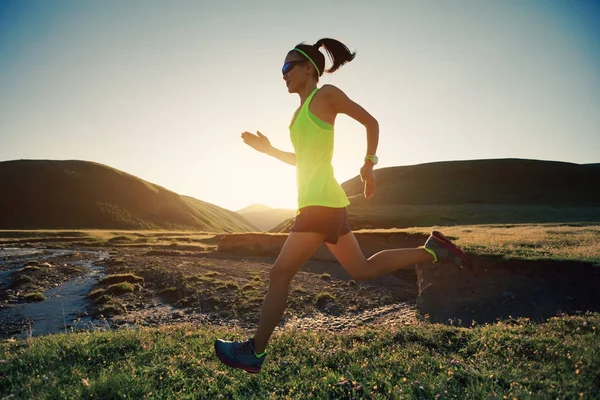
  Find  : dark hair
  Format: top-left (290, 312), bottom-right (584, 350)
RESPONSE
top-left (291, 38), bottom-right (356, 80)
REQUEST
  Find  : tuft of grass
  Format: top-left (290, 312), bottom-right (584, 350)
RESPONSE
top-left (100, 273), bottom-right (144, 285)
top-left (314, 291), bottom-right (335, 306)
top-left (97, 303), bottom-right (123, 316)
top-left (88, 288), bottom-right (106, 300)
top-left (292, 287), bottom-right (307, 294)
top-left (105, 282), bottom-right (135, 296)
top-left (23, 292), bottom-right (46, 302)
top-left (95, 294), bottom-right (112, 304)
top-left (11, 275), bottom-right (34, 287)
top-left (107, 235), bottom-right (136, 244)
top-left (61, 265), bottom-right (87, 275)
top-left (320, 273), bottom-right (331, 281)
top-left (21, 265), bottom-right (41, 272)
top-left (214, 280), bottom-right (240, 291)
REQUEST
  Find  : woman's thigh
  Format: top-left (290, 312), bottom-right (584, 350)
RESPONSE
top-left (271, 231), bottom-right (327, 277)
top-left (325, 231), bottom-right (369, 278)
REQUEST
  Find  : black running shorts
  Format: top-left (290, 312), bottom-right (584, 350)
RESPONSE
top-left (289, 205), bottom-right (351, 244)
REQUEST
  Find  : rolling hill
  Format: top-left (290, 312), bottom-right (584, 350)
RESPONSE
top-left (0, 160), bottom-right (259, 231)
top-left (271, 159), bottom-right (600, 231)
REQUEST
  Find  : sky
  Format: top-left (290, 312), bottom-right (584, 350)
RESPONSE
top-left (1, 0), bottom-right (599, 212)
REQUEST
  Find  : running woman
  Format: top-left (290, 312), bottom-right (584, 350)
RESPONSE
top-left (214, 38), bottom-right (471, 373)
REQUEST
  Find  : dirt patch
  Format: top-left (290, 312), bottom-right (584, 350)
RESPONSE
top-left (87, 247), bottom-right (419, 329)
top-left (416, 256), bottom-right (600, 325)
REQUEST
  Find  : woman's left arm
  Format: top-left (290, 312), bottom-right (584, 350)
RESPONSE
top-left (323, 84), bottom-right (379, 199)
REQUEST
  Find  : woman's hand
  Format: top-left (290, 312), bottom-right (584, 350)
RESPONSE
top-left (241, 131), bottom-right (271, 154)
top-left (360, 164), bottom-right (376, 199)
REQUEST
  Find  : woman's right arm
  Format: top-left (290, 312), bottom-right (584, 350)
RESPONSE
top-left (265, 146), bottom-right (296, 166)
top-left (241, 131), bottom-right (296, 166)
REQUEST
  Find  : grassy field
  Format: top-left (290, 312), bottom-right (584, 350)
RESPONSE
top-left (0, 314), bottom-right (598, 399)
top-left (365, 224), bottom-right (600, 265)
top-left (2, 224), bottom-right (598, 264)
top-left (0, 230), bottom-right (223, 251)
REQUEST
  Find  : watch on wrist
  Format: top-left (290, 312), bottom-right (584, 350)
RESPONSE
top-left (364, 154), bottom-right (378, 165)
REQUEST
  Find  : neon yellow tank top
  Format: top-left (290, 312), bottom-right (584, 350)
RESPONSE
top-left (289, 87), bottom-right (350, 210)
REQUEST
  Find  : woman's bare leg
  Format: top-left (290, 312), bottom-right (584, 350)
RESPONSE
top-left (326, 231), bottom-right (434, 282)
top-left (252, 231), bottom-right (326, 354)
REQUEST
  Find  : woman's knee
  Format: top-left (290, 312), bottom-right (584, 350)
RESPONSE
top-left (344, 260), bottom-right (372, 283)
top-left (268, 263), bottom-right (298, 282)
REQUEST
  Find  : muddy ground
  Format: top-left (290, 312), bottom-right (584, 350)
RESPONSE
top-left (0, 244), bottom-right (419, 339)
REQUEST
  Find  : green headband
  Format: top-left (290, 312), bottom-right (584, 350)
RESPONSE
top-left (293, 48), bottom-right (321, 76)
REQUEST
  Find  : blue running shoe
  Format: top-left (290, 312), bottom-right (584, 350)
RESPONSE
top-left (214, 338), bottom-right (265, 373)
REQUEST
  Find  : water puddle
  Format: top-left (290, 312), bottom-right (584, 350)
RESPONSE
top-left (0, 248), bottom-right (72, 286)
top-left (0, 248), bottom-right (110, 339)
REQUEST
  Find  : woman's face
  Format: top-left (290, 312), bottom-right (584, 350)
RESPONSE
top-left (282, 52), bottom-right (310, 93)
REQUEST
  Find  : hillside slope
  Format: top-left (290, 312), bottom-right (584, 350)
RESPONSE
top-left (271, 159), bottom-right (600, 231)
top-left (0, 160), bottom-right (258, 231)
top-left (343, 158), bottom-right (599, 206)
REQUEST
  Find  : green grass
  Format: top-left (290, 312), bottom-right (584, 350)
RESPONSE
top-left (104, 282), bottom-right (135, 296)
top-left (350, 224), bottom-right (600, 265)
top-left (0, 314), bottom-right (598, 399)
top-left (88, 288), bottom-right (105, 300)
top-left (11, 275), bottom-right (34, 286)
top-left (314, 292), bottom-right (335, 306)
top-left (0, 230), bottom-right (226, 251)
top-left (99, 273), bottom-right (144, 285)
top-left (97, 303), bottom-right (124, 316)
top-left (23, 292), bottom-right (46, 302)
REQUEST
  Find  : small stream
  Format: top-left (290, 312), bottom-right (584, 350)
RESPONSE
top-left (0, 247), bottom-right (110, 339)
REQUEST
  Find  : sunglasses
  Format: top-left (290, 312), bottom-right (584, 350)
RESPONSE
top-left (282, 60), bottom-right (307, 75)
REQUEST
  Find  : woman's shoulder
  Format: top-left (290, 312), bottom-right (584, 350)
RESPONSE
top-left (319, 84), bottom-right (343, 95)
top-left (317, 84), bottom-right (346, 105)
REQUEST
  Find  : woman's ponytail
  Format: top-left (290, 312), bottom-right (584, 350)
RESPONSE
top-left (292, 38), bottom-right (356, 80)
top-left (313, 38), bottom-right (356, 74)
